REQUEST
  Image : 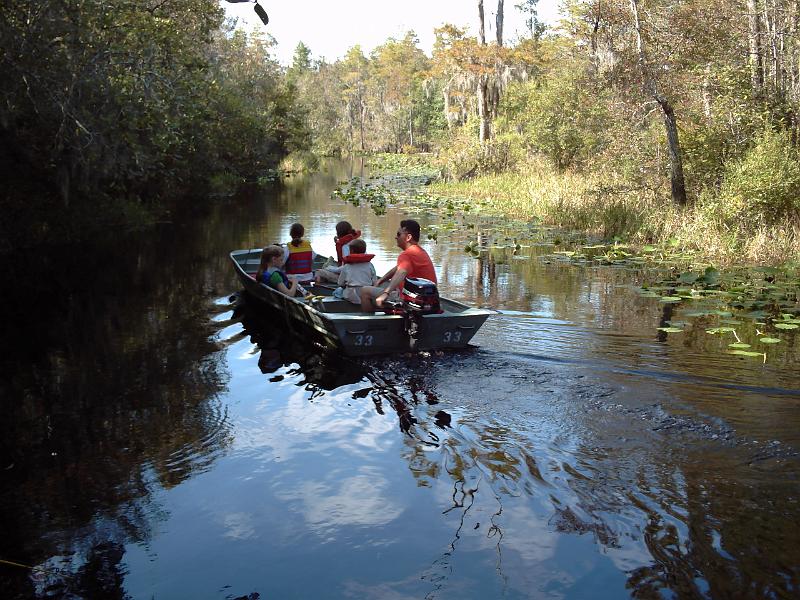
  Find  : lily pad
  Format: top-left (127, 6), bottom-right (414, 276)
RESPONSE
top-left (774, 323), bottom-right (798, 330)
top-left (758, 337), bottom-right (781, 344)
top-left (658, 327), bottom-right (684, 333)
top-left (744, 310), bottom-right (769, 320)
top-left (727, 350), bottom-right (765, 358)
top-left (706, 327), bottom-right (736, 335)
top-left (728, 343), bottom-right (751, 349)
top-left (660, 296), bottom-right (683, 303)
top-left (698, 267), bottom-right (721, 286)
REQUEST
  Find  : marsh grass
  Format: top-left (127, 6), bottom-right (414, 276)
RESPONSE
top-left (429, 157), bottom-right (800, 265)
top-left (279, 150), bottom-right (320, 173)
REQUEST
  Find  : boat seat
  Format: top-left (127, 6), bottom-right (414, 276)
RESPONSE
top-left (318, 297), bottom-right (362, 314)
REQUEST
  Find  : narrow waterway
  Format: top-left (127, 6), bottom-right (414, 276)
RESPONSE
top-left (1, 160), bottom-right (798, 599)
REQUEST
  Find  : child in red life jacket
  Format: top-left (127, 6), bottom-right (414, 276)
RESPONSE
top-left (283, 223), bottom-right (316, 284)
top-left (315, 220), bottom-right (361, 284)
top-left (336, 238), bottom-right (377, 304)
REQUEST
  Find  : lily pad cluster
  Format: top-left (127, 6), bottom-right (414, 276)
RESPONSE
top-left (332, 172), bottom-right (443, 215)
top-left (549, 239), bottom-right (696, 268)
top-left (637, 264), bottom-right (799, 360)
top-left (332, 179), bottom-right (393, 215)
top-left (331, 170), bottom-right (549, 255)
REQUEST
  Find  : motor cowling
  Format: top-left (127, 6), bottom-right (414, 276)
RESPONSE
top-left (400, 277), bottom-right (441, 315)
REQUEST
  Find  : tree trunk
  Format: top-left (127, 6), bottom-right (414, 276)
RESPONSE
top-left (660, 98), bottom-right (688, 206)
top-left (409, 104), bottom-right (414, 147)
top-left (478, 0), bottom-right (486, 44)
top-left (629, 0), bottom-right (688, 206)
top-left (359, 104), bottom-right (365, 152)
top-left (477, 0), bottom-right (491, 142)
top-left (748, 0), bottom-right (765, 94)
top-left (359, 90), bottom-right (366, 152)
top-left (701, 63), bottom-right (713, 120)
top-left (496, 0), bottom-right (505, 46)
top-left (478, 77), bottom-right (491, 142)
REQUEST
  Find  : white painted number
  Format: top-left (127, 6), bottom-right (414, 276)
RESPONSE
top-left (443, 330), bottom-right (462, 343)
top-left (354, 334), bottom-right (373, 346)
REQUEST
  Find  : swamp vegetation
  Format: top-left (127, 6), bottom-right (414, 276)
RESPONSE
top-left (2, 0), bottom-right (800, 263)
top-left (0, 0), bottom-right (308, 248)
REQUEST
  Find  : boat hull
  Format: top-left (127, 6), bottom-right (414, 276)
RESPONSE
top-left (230, 249), bottom-right (494, 356)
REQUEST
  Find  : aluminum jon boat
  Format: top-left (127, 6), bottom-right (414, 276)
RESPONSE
top-left (230, 248), bottom-right (495, 356)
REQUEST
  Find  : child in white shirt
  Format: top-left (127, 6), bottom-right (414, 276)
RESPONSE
top-left (336, 238), bottom-right (377, 304)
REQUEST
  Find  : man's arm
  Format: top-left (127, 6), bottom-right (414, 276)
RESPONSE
top-left (375, 267), bottom-right (407, 306)
top-left (377, 266), bottom-right (397, 285)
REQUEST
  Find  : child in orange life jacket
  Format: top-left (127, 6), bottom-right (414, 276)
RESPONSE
top-left (283, 223), bottom-right (316, 284)
top-left (256, 245), bottom-right (299, 297)
top-left (335, 238), bottom-right (377, 304)
top-left (315, 220), bottom-right (361, 284)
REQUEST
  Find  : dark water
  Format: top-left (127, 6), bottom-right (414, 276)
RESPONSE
top-left (1, 160), bottom-right (799, 599)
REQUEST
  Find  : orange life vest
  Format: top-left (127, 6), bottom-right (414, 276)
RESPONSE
top-left (342, 253), bottom-right (374, 264)
top-left (335, 230), bottom-right (361, 265)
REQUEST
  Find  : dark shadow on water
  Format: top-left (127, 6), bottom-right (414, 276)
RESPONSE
top-left (233, 292), bottom-right (367, 393)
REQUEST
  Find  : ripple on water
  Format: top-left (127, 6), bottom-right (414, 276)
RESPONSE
top-left (144, 396), bottom-right (233, 487)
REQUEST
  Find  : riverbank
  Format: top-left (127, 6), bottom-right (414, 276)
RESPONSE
top-left (366, 153), bottom-right (800, 267)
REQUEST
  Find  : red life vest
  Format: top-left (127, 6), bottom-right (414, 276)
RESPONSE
top-left (342, 253), bottom-right (374, 264)
top-left (285, 240), bottom-right (313, 275)
top-left (335, 230), bottom-right (361, 265)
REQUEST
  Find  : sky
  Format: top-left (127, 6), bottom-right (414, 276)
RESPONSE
top-left (220, 0), bottom-right (562, 65)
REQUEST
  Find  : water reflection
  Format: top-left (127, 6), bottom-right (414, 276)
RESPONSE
top-left (232, 293), bottom-right (366, 393)
top-left (366, 352), bottom-right (800, 599)
top-left (2, 159), bottom-right (799, 599)
top-left (0, 228), bottom-right (233, 598)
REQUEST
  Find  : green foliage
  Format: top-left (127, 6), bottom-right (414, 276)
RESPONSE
top-left (681, 122), bottom-right (732, 193)
top-left (717, 128), bottom-right (800, 226)
top-left (288, 32), bottom-right (442, 155)
top-left (436, 124), bottom-right (523, 180)
top-left (0, 0), bottom-right (303, 247)
top-left (498, 66), bottom-right (609, 170)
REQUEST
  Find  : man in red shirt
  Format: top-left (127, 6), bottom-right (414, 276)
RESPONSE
top-left (360, 219), bottom-right (437, 312)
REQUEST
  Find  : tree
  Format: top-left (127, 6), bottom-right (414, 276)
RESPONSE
top-left (629, 0), bottom-right (688, 206)
top-left (516, 0), bottom-right (546, 39)
top-left (476, 1), bottom-right (506, 142)
top-left (340, 46), bottom-right (371, 152)
top-left (0, 0), bottom-right (295, 246)
top-left (371, 32), bottom-right (429, 150)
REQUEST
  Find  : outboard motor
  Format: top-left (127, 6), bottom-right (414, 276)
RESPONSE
top-left (384, 277), bottom-right (441, 349)
top-left (400, 277), bottom-right (441, 315)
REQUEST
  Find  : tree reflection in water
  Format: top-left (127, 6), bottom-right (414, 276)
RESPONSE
top-left (233, 294), bottom-right (366, 395)
top-left (357, 350), bottom-right (800, 599)
top-left (0, 234), bottom-right (233, 599)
